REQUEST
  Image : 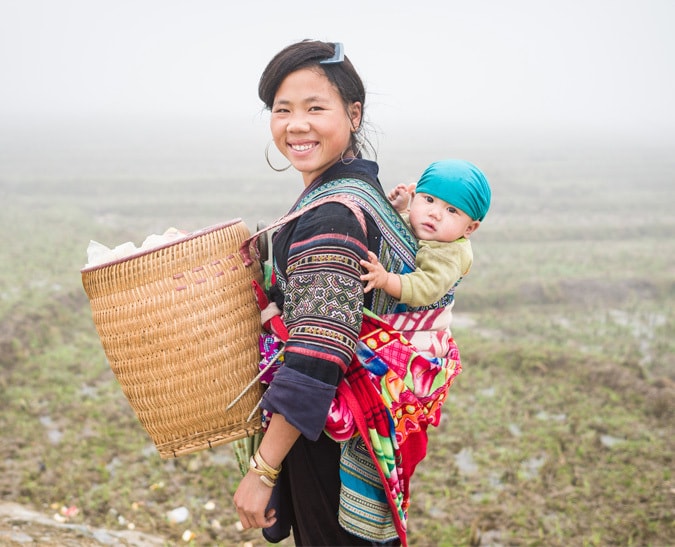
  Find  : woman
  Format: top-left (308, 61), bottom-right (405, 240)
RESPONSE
top-left (233, 40), bottom-right (418, 546)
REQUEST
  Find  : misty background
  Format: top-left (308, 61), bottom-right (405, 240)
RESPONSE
top-left (1, 3), bottom-right (673, 543)
top-left (1, 0), bottom-right (673, 189)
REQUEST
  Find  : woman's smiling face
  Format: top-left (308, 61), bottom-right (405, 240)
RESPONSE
top-left (270, 67), bottom-right (362, 186)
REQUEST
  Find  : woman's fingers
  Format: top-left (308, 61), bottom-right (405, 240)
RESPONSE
top-left (237, 507), bottom-right (277, 529)
top-left (264, 508), bottom-right (277, 527)
top-left (233, 473), bottom-right (276, 529)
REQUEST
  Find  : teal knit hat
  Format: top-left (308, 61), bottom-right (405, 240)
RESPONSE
top-left (415, 159), bottom-right (491, 221)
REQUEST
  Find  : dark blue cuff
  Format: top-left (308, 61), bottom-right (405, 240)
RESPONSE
top-left (260, 366), bottom-right (336, 441)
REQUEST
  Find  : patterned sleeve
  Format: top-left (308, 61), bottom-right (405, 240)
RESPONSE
top-left (260, 202), bottom-right (369, 440)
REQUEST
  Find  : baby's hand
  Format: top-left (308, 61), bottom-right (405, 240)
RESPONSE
top-left (360, 251), bottom-right (389, 293)
top-left (387, 184), bottom-right (412, 212)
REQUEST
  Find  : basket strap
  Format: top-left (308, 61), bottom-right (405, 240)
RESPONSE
top-left (239, 194), bottom-right (368, 266)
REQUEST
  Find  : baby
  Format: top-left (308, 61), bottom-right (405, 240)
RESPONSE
top-left (361, 159), bottom-right (491, 308)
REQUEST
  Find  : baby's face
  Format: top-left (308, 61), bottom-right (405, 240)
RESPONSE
top-left (408, 192), bottom-right (480, 242)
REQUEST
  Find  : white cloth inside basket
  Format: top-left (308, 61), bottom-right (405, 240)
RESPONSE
top-left (85, 227), bottom-right (188, 268)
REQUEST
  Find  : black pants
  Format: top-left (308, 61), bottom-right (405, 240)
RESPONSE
top-left (263, 432), bottom-right (401, 547)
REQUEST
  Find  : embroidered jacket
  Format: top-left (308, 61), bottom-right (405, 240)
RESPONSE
top-left (259, 159), bottom-right (415, 440)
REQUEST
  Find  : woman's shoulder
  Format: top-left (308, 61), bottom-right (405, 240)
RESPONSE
top-left (296, 201), bottom-right (366, 233)
top-left (311, 159), bottom-right (382, 194)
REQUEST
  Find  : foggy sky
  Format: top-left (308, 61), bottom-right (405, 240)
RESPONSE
top-left (1, 0), bottom-right (674, 141)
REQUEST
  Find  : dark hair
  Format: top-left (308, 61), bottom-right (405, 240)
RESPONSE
top-left (258, 40), bottom-right (368, 155)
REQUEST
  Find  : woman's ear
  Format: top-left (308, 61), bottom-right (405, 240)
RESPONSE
top-left (349, 102), bottom-right (362, 131)
top-left (464, 220), bottom-right (481, 238)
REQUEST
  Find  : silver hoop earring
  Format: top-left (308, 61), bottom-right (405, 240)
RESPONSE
top-left (340, 139), bottom-right (362, 165)
top-left (265, 142), bottom-right (291, 172)
top-left (340, 149), bottom-right (356, 166)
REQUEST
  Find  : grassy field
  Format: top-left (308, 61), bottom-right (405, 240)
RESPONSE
top-left (0, 132), bottom-right (673, 546)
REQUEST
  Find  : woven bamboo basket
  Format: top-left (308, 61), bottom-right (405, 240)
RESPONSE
top-left (81, 219), bottom-right (264, 458)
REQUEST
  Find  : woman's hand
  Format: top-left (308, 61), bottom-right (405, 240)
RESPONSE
top-left (233, 471), bottom-right (277, 529)
top-left (232, 414), bottom-right (300, 530)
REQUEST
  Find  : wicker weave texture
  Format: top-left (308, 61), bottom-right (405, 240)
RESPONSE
top-left (81, 220), bottom-right (264, 458)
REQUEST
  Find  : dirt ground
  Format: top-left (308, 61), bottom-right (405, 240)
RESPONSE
top-left (0, 501), bottom-right (166, 546)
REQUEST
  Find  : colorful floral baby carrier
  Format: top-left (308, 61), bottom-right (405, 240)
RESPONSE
top-left (240, 179), bottom-right (463, 547)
